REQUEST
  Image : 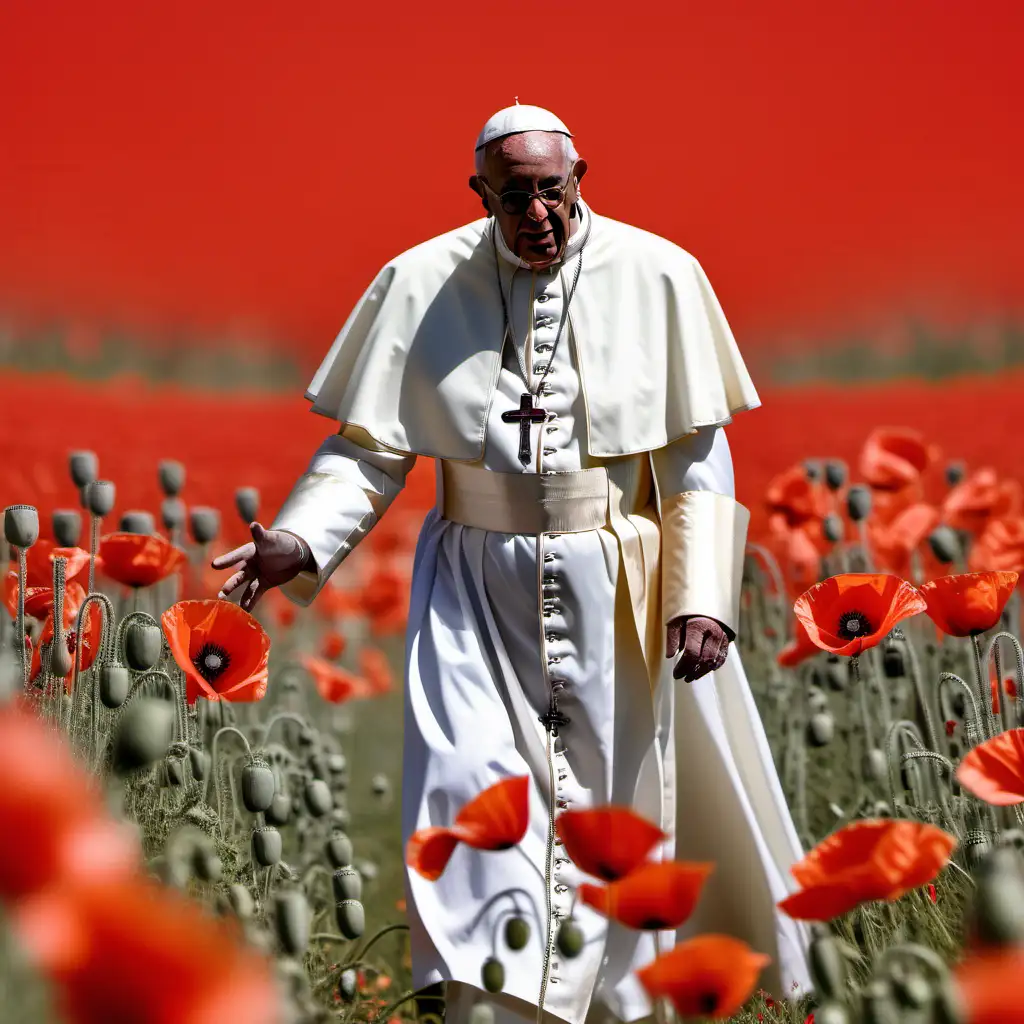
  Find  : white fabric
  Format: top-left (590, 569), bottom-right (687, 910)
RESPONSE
top-left (301, 201), bottom-right (761, 460)
top-left (475, 103), bottom-right (573, 152)
top-left (271, 238), bottom-right (811, 1023)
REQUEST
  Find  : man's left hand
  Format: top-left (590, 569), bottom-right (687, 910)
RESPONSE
top-left (666, 616), bottom-right (734, 682)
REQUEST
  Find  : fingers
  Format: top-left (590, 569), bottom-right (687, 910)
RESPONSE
top-left (674, 624), bottom-right (730, 682)
top-left (240, 576), bottom-right (267, 613)
top-left (211, 542), bottom-right (256, 569)
top-left (218, 566), bottom-right (252, 600)
top-left (673, 622), bottom-right (706, 681)
top-left (665, 618), bottom-right (684, 659)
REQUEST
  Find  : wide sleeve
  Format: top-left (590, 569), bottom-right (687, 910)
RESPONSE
top-left (269, 424), bottom-right (417, 607)
top-left (651, 425), bottom-right (750, 639)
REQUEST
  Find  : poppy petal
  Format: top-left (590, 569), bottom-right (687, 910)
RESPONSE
top-left (406, 827), bottom-right (460, 881)
top-left (452, 776), bottom-right (530, 851)
top-left (555, 807), bottom-right (665, 881)
top-left (956, 729), bottom-right (1024, 806)
top-left (578, 861), bottom-right (713, 930)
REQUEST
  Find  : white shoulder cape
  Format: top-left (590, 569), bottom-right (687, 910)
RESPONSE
top-left (305, 207), bottom-right (760, 460)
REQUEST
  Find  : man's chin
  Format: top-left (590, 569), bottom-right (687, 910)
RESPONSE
top-left (518, 242), bottom-right (561, 269)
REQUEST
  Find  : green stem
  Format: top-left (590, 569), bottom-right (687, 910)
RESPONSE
top-left (972, 635), bottom-right (997, 740)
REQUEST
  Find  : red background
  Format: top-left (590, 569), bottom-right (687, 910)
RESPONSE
top-left (2, 1), bottom-right (1022, 368)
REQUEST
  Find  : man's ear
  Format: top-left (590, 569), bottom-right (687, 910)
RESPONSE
top-left (573, 158), bottom-right (589, 187)
top-left (468, 175), bottom-right (491, 216)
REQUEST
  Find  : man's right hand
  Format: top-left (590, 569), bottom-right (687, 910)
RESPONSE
top-left (211, 522), bottom-right (311, 612)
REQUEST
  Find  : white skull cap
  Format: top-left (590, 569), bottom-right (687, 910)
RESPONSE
top-left (474, 102), bottom-right (572, 152)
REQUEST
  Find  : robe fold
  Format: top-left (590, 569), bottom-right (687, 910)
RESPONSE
top-left (271, 201), bottom-right (812, 1023)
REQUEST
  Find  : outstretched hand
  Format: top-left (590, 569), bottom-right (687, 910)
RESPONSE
top-left (666, 615), bottom-right (733, 682)
top-left (210, 522), bottom-right (308, 612)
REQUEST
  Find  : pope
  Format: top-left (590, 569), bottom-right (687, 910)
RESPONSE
top-left (213, 104), bottom-right (811, 1024)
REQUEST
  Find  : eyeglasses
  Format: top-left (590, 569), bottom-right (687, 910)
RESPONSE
top-left (479, 169), bottom-right (576, 216)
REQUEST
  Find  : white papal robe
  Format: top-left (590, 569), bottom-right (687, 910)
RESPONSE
top-left (270, 202), bottom-right (812, 1024)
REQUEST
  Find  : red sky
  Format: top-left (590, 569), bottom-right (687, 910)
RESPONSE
top-left (2, 1), bottom-right (1021, 368)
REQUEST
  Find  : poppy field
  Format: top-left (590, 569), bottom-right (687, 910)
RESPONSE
top-left (5, 368), bottom-right (1024, 1023)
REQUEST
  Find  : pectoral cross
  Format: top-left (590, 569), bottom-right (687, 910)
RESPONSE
top-left (501, 393), bottom-right (547, 466)
top-left (539, 699), bottom-right (570, 737)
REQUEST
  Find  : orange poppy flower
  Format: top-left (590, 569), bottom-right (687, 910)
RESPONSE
top-left (637, 934), bottom-right (770, 1020)
top-left (868, 504), bottom-right (940, 577)
top-left (315, 581), bottom-right (362, 622)
top-left (953, 947), bottom-right (1024, 1024)
top-left (31, 592), bottom-right (104, 692)
top-left (578, 860), bottom-right (713, 930)
top-left (777, 819), bottom-right (956, 921)
top-left (301, 654), bottom-right (368, 704)
top-left (776, 617), bottom-right (820, 669)
top-left (162, 600), bottom-right (270, 704)
top-left (793, 574), bottom-right (927, 657)
top-left (0, 707), bottom-right (139, 902)
top-left (919, 571), bottom-right (1018, 637)
top-left (362, 568), bottom-right (409, 636)
top-left (970, 516), bottom-right (1024, 574)
top-left (14, 877), bottom-right (279, 1024)
top-left (859, 427), bottom-right (937, 492)
top-left (955, 729), bottom-right (1024, 806)
top-left (407, 776), bottom-right (530, 881)
top-left (360, 646), bottom-right (394, 695)
top-left (321, 629), bottom-right (346, 660)
top-left (97, 533), bottom-right (186, 589)
top-left (555, 807), bottom-right (665, 882)
top-left (765, 465), bottom-right (830, 529)
top-left (13, 540), bottom-right (92, 589)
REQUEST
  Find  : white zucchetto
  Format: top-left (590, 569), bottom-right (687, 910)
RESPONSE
top-left (474, 103), bottom-right (572, 152)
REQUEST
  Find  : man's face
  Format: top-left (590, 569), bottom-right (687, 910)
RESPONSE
top-left (472, 132), bottom-right (586, 271)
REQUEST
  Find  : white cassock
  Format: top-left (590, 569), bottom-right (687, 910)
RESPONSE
top-left (271, 200), bottom-right (812, 1024)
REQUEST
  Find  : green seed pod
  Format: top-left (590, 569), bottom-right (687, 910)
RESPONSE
top-left (48, 637), bottom-right (73, 678)
top-left (929, 526), bottom-right (960, 565)
top-left (807, 712), bottom-right (835, 748)
top-left (335, 899), bottom-right (365, 940)
top-left (337, 968), bottom-right (358, 1003)
top-left (99, 663), bottom-right (131, 709)
top-left (371, 772), bottom-right (390, 796)
top-left (189, 506), bottom-right (220, 545)
top-left (304, 778), bottom-right (333, 817)
top-left (112, 697), bottom-right (175, 776)
top-left (326, 830), bottom-right (353, 868)
top-left (235, 486), bottom-right (260, 523)
top-left (824, 658), bottom-right (848, 691)
top-left (809, 933), bottom-right (846, 999)
top-left (161, 497), bottom-right (185, 531)
top-left (504, 916), bottom-right (530, 951)
top-left (5, 505), bottom-right (40, 549)
top-left (188, 745), bottom-right (208, 782)
top-left (265, 792), bottom-right (292, 826)
top-left (862, 748), bottom-right (888, 783)
top-left (822, 513), bottom-right (844, 544)
top-left (274, 890), bottom-right (311, 957)
top-left (481, 957), bottom-right (505, 994)
top-left (331, 867), bottom-right (362, 902)
top-left (52, 509), bottom-right (82, 547)
top-left (327, 753), bottom-right (347, 775)
top-left (165, 756), bottom-right (186, 787)
top-left (252, 826), bottom-right (283, 867)
top-left (945, 461), bottom-right (965, 487)
top-left (158, 459), bottom-right (186, 497)
top-left (892, 971), bottom-right (933, 1010)
top-left (85, 480), bottom-right (116, 518)
top-left (824, 460), bottom-right (847, 491)
top-left (69, 452), bottom-right (99, 489)
top-left (468, 1003), bottom-right (496, 1024)
top-left (227, 884), bottom-right (255, 919)
top-left (968, 846), bottom-right (1024, 946)
top-left (846, 485), bottom-right (872, 522)
top-left (556, 919), bottom-right (584, 959)
top-left (120, 510), bottom-right (155, 535)
top-left (192, 844), bottom-right (223, 883)
top-left (125, 623), bottom-right (162, 672)
top-left (241, 757), bottom-right (276, 813)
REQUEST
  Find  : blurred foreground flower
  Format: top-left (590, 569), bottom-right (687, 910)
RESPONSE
top-left (301, 654), bottom-right (369, 704)
top-left (954, 947), bottom-right (1024, 1024)
top-left (777, 617), bottom-right (820, 669)
top-left (919, 571), bottom-right (1019, 637)
top-left (162, 599), bottom-right (270, 703)
top-left (579, 860), bottom-right (713, 930)
top-left (956, 729), bottom-right (1024, 805)
top-left (97, 532), bottom-right (187, 588)
top-left (555, 806), bottom-right (665, 882)
top-left (859, 427), bottom-right (938, 493)
top-left (778, 819), bottom-right (956, 921)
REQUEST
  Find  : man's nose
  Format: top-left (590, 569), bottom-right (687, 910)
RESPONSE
top-left (525, 197), bottom-right (549, 222)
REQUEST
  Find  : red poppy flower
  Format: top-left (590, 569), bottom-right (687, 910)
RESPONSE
top-left (868, 504), bottom-right (940, 577)
top-left (301, 654), bottom-right (368, 704)
top-left (927, 883), bottom-right (937, 903)
top-left (12, 540), bottom-right (92, 589)
top-left (637, 934), bottom-right (770, 1019)
top-left (944, 469), bottom-right (1022, 536)
top-left (578, 860), bottom-right (713, 930)
top-left (945, 720), bottom-right (957, 738)
top-left (14, 877), bottom-right (279, 1024)
top-left (777, 617), bottom-right (820, 669)
top-left (315, 581), bottom-right (362, 622)
top-left (919, 571), bottom-right (1018, 637)
top-left (0, 707), bottom-right (139, 902)
top-left (953, 947), bottom-right (1024, 1024)
top-left (777, 819), bottom-right (956, 921)
top-left (955, 729), bottom-right (1024, 806)
top-left (362, 568), bottom-right (409, 636)
top-left (162, 600), bottom-right (270, 704)
top-left (793, 574), bottom-right (927, 657)
top-left (321, 630), bottom-right (346, 660)
top-left (970, 516), bottom-right (1024, 574)
top-left (359, 646), bottom-right (394, 695)
top-left (407, 776), bottom-right (530, 881)
top-left (555, 807), bottom-right (665, 882)
top-left (765, 465), bottom-right (830, 529)
top-left (860, 427), bottom-right (937, 492)
top-left (31, 593), bottom-right (104, 692)
top-left (97, 533), bottom-right (186, 589)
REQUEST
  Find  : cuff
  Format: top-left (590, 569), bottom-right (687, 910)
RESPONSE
top-left (661, 491), bottom-right (750, 638)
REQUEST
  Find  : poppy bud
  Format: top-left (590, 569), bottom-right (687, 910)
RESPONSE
top-left (336, 899), bottom-right (365, 940)
top-left (227, 883), bottom-right (255, 919)
top-left (125, 622), bottom-right (162, 672)
top-left (241, 756), bottom-right (276, 813)
top-left (882, 644), bottom-right (905, 679)
top-left (928, 526), bottom-right (961, 565)
top-left (809, 933), bottom-right (846, 1000)
top-left (49, 637), bottom-right (74, 678)
top-left (85, 480), bottom-right (116, 518)
top-left (824, 657), bottom-right (848, 691)
top-left (112, 697), bottom-right (175, 775)
top-left (165, 755), bottom-right (186, 787)
top-left (371, 773), bottom-right (390, 797)
top-left (274, 890), bottom-right (312, 958)
top-left (158, 459), bottom-right (186, 497)
top-left (266, 792), bottom-right (292, 826)
top-left (967, 846), bottom-right (1024, 947)
top-left (945, 461), bottom-right (965, 487)
top-left (332, 867), bottom-right (362, 902)
top-left (337, 969), bottom-right (358, 1003)
top-left (119, 510), bottom-right (155, 535)
top-left (161, 497), bottom-right (186, 531)
top-left (235, 487), bottom-right (260, 523)
top-left (823, 514), bottom-right (845, 544)
top-left (824, 460), bottom-right (848, 491)
top-left (189, 506), bottom-right (220, 545)
top-left (846, 485), bottom-right (872, 522)
top-left (357, 859), bottom-right (378, 883)
top-left (69, 451), bottom-right (99, 489)
top-left (4, 505), bottom-right (39, 549)
top-left (481, 957), bottom-right (505, 994)
top-left (504, 916), bottom-right (530, 951)
top-left (469, 1004), bottom-right (496, 1024)
top-left (100, 663), bottom-right (131, 708)
top-left (804, 459), bottom-right (822, 481)
top-left (327, 753), bottom-right (347, 775)
top-left (252, 825), bottom-right (283, 866)
top-left (326, 831), bottom-right (354, 868)
top-left (806, 712), bottom-right (835, 748)
top-left (556, 919), bottom-right (584, 958)
top-left (862, 978), bottom-right (900, 1024)
top-left (304, 778), bottom-right (333, 817)
top-left (862, 748), bottom-right (888, 783)
top-left (892, 971), bottom-right (933, 1010)
top-left (192, 843), bottom-right (223, 883)
top-left (52, 509), bottom-right (82, 547)
top-left (188, 745), bottom-right (209, 782)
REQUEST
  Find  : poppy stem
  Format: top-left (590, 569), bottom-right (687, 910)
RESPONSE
top-left (970, 635), bottom-right (997, 740)
top-left (900, 629), bottom-right (940, 754)
top-left (852, 655), bottom-right (875, 752)
top-left (16, 546), bottom-right (29, 688)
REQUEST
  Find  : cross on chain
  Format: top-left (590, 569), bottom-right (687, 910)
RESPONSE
top-left (501, 392), bottom-right (547, 466)
top-left (539, 696), bottom-right (570, 736)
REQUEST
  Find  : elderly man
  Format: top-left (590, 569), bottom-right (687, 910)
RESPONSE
top-left (213, 104), bottom-right (811, 1024)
